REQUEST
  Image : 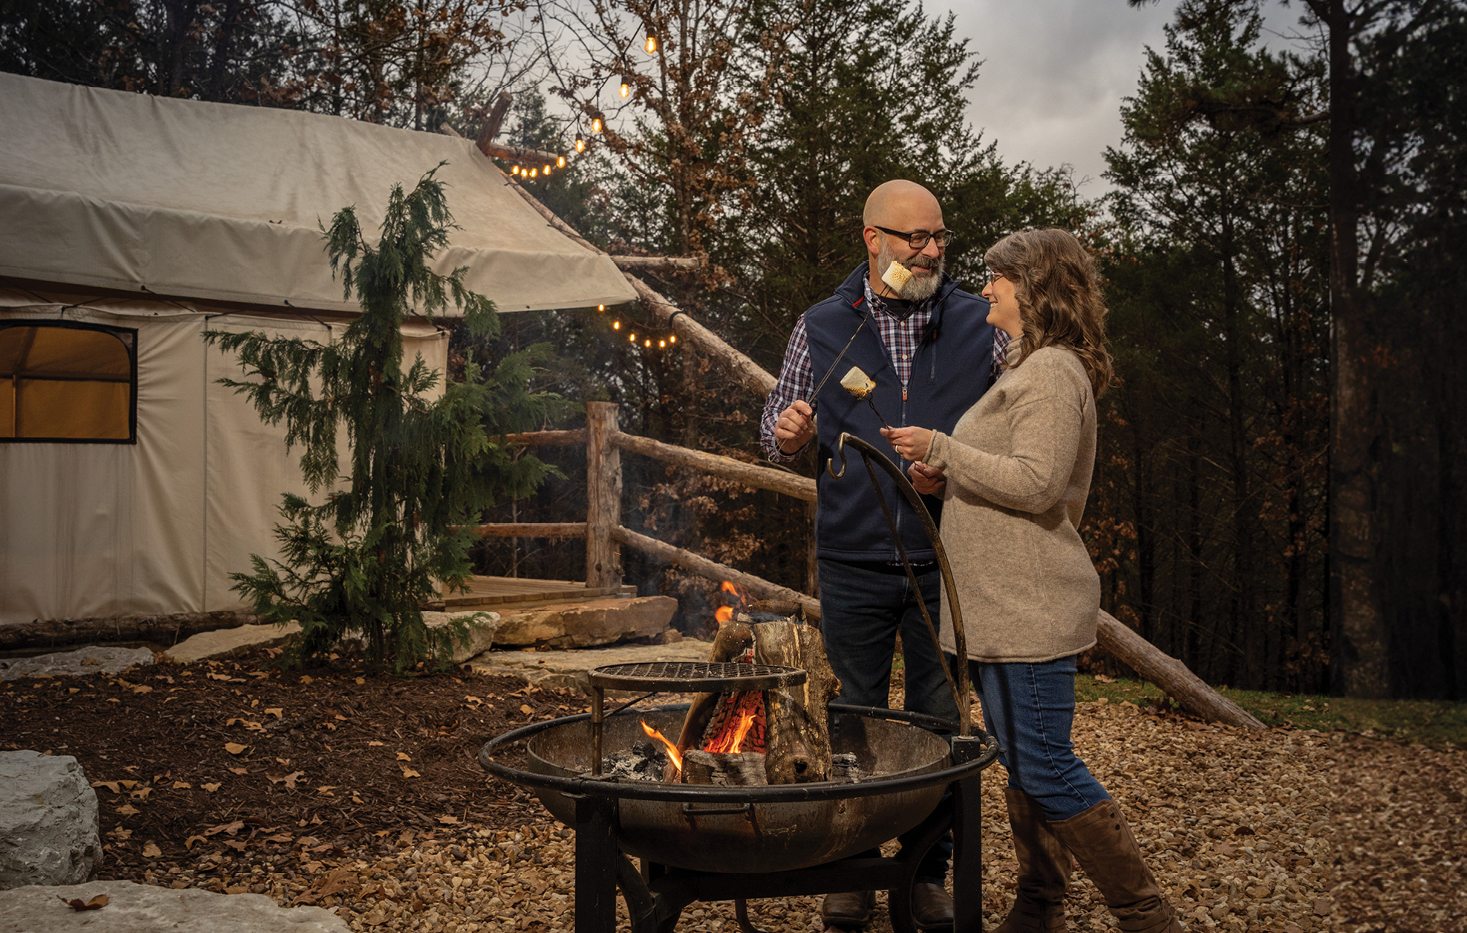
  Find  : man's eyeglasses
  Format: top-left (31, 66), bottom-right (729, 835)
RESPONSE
top-left (872, 225), bottom-right (956, 250)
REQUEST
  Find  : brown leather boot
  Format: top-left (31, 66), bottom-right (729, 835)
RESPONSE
top-left (995, 788), bottom-right (1070, 932)
top-left (1048, 799), bottom-right (1183, 933)
top-left (821, 890), bottom-right (875, 930)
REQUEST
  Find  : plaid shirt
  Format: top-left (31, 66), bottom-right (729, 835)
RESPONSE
top-left (760, 277), bottom-right (1009, 462)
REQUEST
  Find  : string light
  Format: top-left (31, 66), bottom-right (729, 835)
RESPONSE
top-left (619, 79), bottom-right (631, 98)
top-left (591, 116), bottom-right (604, 134)
top-left (597, 303), bottom-right (605, 313)
top-left (557, 155), bottom-right (567, 168)
top-left (575, 137), bottom-right (586, 153)
top-left (658, 339), bottom-right (666, 349)
top-left (668, 334), bottom-right (677, 344)
top-left (628, 332), bottom-right (637, 342)
top-left (510, 165), bottom-right (520, 175)
top-left (644, 34), bottom-right (658, 54)
top-left (612, 320), bottom-right (621, 330)
top-left (529, 167), bottom-right (539, 178)
top-left (644, 338), bottom-right (652, 348)
top-left (595, 306), bottom-right (679, 354)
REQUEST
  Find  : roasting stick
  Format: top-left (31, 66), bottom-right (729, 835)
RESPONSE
top-left (839, 365), bottom-right (890, 429)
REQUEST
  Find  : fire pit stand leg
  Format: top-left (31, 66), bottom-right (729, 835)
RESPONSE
top-left (951, 735), bottom-right (986, 933)
top-left (573, 794), bottom-right (621, 933)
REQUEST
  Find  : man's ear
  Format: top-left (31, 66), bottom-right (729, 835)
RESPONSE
top-left (862, 226), bottom-right (880, 256)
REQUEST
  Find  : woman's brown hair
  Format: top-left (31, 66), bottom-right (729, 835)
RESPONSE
top-left (984, 228), bottom-right (1114, 396)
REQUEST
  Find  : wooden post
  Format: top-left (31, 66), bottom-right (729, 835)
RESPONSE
top-left (585, 401), bottom-right (622, 589)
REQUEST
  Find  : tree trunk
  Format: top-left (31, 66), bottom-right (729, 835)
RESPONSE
top-left (1324, 0), bottom-right (1390, 697)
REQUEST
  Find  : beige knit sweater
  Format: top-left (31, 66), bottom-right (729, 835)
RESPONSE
top-left (924, 345), bottom-right (1100, 662)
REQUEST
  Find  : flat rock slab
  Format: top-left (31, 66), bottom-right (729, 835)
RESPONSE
top-left (0, 647), bottom-right (154, 682)
top-left (162, 622), bottom-right (303, 664)
top-left (469, 638), bottom-right (714, 691)
top-left (490, 596), bottom-right (677, 651)
top-left (0, 880), bottom-right (350, 932)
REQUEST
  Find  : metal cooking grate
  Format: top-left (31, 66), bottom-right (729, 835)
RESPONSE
top-left (588, 660), bottom-right (806, 693)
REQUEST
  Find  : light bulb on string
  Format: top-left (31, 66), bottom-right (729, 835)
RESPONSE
top-left (575, 137), bottom-right (586, 153)
top-left (658, 339), bottom-right (667, 349)
top-left (530, 167), bottom-right (539, 178)
top-left (510, 165), bottom-right (520, 176)
top-left (644, 338), bottom-right (652, 348)
top-left (668, 334), bottom-right (677, 345)
top-left (612, 320), bottom-right (621, 330)
top-left (591, 116), bottom-right (604, 134)
top-left (628, 333), bottom-right (637, 343)
top-left (557, 155), bottom-right (567, 168)
top-left (619, 79), bottom-right (630, 98)
top-left (597, 304), bottom-right (605, 313)
top-left (644, 34), bottom-right (658, 54)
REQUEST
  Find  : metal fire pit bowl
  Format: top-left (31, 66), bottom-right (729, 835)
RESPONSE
top-left (480, 703), bottom-right (995, 875)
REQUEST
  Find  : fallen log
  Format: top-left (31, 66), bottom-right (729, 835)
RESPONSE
top-left (1097, 610), bottom-right (1265, 729)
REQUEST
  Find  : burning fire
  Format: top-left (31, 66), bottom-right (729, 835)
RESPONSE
top-left (640, 720), bottom-right (683, 774)
top-left (705, 709), bottom-right (758, 754)
top-left (715, 580), bottom-right (748, 626)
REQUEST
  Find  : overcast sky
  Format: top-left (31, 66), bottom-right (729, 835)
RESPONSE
top-left (934, 1), bottom-right (1306, 194)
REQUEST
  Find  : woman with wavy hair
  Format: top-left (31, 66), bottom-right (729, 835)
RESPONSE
top-left (884, 228), bottom-right (1182, 933)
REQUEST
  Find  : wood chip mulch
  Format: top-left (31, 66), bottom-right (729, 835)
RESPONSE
top-left (1, 645), bottom-right (1463, 932)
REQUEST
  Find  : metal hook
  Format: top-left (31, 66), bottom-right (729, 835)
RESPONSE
top-left (825, 432), bottom-right (852, 479)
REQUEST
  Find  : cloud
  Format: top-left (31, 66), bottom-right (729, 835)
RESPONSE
top-left (935, 0), bottom-right (1301, 194)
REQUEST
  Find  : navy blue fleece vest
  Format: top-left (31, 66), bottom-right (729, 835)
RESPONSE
top-left (807, 263), bottom-right (996, 562)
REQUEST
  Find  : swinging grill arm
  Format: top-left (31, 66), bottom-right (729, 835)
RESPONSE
top-left (826, 432), bottom-right (971, 737)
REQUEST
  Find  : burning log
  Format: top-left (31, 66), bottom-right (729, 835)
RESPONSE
top-left (666, 599), bottom-right (840, 786)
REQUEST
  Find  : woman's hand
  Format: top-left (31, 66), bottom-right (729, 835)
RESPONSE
top-left (908, 460), bottom-right (946, 496)
top-left (881, 425), bottom-right (934, 463)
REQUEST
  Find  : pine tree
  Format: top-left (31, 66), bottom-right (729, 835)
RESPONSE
top-left (207, 166), bottom-right (555, 671)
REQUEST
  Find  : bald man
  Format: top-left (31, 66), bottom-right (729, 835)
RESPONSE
top-left (760, 180), bottom-right (1004, 932)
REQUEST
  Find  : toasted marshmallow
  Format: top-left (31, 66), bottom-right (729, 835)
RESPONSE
top-left (881, 260), bottom-right (913, 294)
top-left (839, 365), bottom-right (876, 399)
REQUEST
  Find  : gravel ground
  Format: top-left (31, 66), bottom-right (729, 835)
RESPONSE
top-left (6, 650), bottom-right (1463, 932)
top-left (150, 700), bottom-right (1467, 932)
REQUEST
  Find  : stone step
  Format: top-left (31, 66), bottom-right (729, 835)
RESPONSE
top-left (0, 880), bottom-right (348, 931)
top-left (486, 595), bottom-right (677, 653)
top-left (469, 636), bottom-right (715, 692)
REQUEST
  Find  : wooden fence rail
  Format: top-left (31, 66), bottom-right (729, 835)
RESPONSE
top-left (477, 401), bottom-right (808, 602)
top-left (478, 403), bottom-right (1263, 730)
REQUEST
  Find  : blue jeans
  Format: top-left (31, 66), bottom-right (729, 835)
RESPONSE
top-left (970, 656), bottom-right (1111, 821)
top-left (817, 558), bottom-right (961, 728)
top-left (818, 558), bottom-right (959, 882)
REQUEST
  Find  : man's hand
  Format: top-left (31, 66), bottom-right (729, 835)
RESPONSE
top-left (774, 400), bottom-right (816, 454)
top-left (908, 460), bottom-right (946, 496)
top-left (881, 425), bottom-right (934, 463)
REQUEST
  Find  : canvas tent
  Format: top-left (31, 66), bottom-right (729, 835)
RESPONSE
top-left (0, 72), bottom-right (636, 628)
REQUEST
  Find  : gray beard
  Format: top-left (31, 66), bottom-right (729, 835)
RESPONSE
top-left (878, 244), bottom-right (944, 301)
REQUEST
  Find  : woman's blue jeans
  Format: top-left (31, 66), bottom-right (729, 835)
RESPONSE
top-left (969, 655), bottom-right (1111, 821)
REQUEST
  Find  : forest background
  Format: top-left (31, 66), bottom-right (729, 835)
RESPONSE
top-left (3, 0), bottom-right (1462, 700)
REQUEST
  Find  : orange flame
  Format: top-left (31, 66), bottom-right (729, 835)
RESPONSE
top-left (720, 580), bottom-right (747, 604)
top-left (728, 710), bottom-right (758, 754)
top-left (640, 720), bottom-right (683, 774)
top-left (715, 606), bottom-right (734, 625)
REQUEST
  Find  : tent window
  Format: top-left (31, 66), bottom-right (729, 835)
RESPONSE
top-left (0, 321), bottom-right (137, 443)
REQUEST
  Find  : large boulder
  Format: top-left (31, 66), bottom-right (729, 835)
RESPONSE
top-left (0, 751), bottom-right (101, 889)
top-left (0, 880), bottom-right (350, 931)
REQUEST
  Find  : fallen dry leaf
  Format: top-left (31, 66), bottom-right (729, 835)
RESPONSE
top-left (59, 893), bottom-right (109, 911)
top-left (224, 742), bottom-right (248, 755)
top-left (204, 820), bottom-right (245, 837)
top-left (170, 781), bottom-right (191, 790)
top-left (201, 782), bottom-right (221, 793)
top-left (264, 707), bottom-right (284, 719)
top-left (141, 843), bottom-right (161, 858)
top-left (115, 803), bottom-right (139, 816)
top-left (396, 751), bottom-right (412, 761)
top-left (399, 765), bottom-right (421, 779)
top-left (184, 835), bottom-right (208, 851)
